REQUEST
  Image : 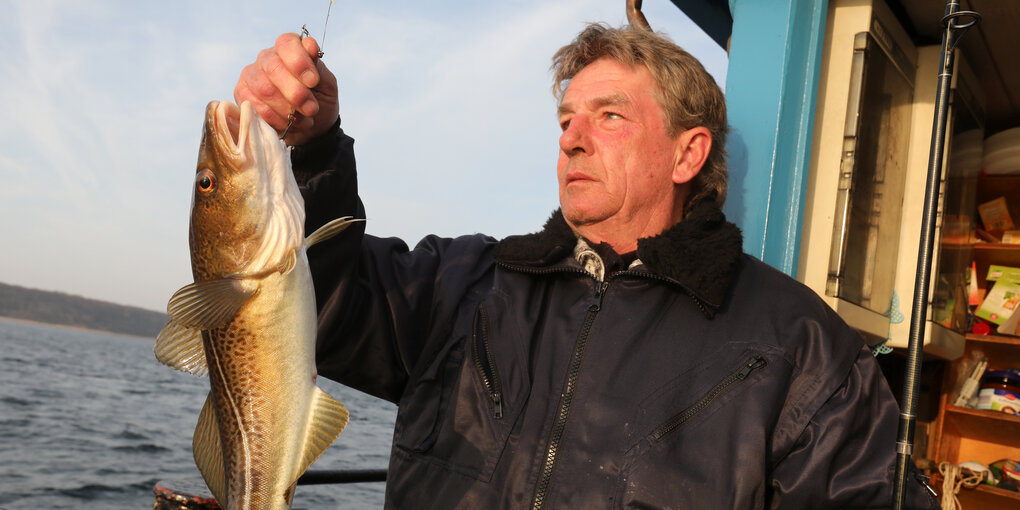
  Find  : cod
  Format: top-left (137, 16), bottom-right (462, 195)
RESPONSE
top-left (155, 100), bottom-right (354, 509)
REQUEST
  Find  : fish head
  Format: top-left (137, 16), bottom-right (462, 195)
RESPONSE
top-left (189, 101), bottom-right (305, 280)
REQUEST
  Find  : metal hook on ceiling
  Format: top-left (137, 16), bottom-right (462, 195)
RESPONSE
top-left (627, 0), bottom-right (652, 31)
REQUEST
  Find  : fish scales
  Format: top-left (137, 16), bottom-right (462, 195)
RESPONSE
top-left (155, 100), bottom-right (355, 510)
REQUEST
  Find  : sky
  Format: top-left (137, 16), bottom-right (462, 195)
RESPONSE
top-left (0, 0), bottom-right (728, 312)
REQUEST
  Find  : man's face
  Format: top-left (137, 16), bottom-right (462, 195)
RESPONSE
top-left (556, 58), bottom-right (686, 240)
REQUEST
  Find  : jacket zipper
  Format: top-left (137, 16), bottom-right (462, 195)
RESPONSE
top-left (531, 280), bottom-right (609, 510)
top-left (472, 305), bottom-right (503, 419)
top-left (612, 268), bottom-right (714, 317)
top-left (650, 355), bottom-right (767, 440)
top-left (496, 261), bottom-right (717, 507)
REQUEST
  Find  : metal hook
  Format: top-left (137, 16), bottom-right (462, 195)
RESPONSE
top-left (280, 3), bottom-right (334, 142)
top-left (626, 0), bottom-right (651, 31)
top-left (280, 113), bottom-right (297, 141)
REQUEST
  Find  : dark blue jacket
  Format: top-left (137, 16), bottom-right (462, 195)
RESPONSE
top-left (293, 121), bottom-right (936, 509)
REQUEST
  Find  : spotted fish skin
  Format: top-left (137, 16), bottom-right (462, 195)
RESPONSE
top-left (155, 101), bottom-right (354, 510)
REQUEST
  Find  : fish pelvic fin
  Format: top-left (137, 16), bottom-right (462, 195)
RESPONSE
top-left (292, 386), bottom-right (350, 486)
top-left (166, 278), bottom-right (259, 330)
top-left (193, 392), bottom-right (227, 505)
top-left (154, 320), bottom-right (207, 376)
top-left (305, 216), bottom-right (363, 249)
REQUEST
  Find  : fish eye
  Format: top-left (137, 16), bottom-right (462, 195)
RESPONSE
top-left (196, 169), bottom-right (216, 193)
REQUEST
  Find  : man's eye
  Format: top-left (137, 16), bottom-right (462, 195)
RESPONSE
top-left (606, 112), bottom-right (623, 120)
top-left (559, 119), bottom-right (571, 131)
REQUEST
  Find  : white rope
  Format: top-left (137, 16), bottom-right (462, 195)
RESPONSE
top-left (938, 462), bottom-right (984, 510)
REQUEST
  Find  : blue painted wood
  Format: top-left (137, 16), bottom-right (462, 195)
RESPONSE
top-left (722, 0), bottom-right (828, 276)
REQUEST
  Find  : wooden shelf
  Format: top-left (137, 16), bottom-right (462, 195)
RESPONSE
top-left (972, 485), bottom-right (1020, 503)
top-left (931, 474), bottom-right (1020, 508)
top-left (929, 174), bottom-right (1020, 508)
top-left (944, 404), bottom-right (1020, 438)
top-left (957, 484), bottom-right (1020, 507)
top-left (964, 334), bottom-right (1020, 369)
top-left (965, 333), bottom-right (1020, 347)
top-left (973, 245), bottom-right (1020, 294)
top-left (973, 244), bottom-right (1020, 259)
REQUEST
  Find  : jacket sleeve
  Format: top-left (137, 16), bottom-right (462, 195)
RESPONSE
top-left (290, 119), bottom-right (494, 403)
top-left (769, 346), bottom-right (938, 510)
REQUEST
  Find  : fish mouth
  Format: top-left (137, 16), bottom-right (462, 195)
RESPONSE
top-left (208, 100), bottom-right (244, 155)
top-left (205, 100), bottom-right (267, 164)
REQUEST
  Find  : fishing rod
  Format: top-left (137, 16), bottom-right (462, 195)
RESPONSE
top-left (892, 1), bottom-right (980, 508)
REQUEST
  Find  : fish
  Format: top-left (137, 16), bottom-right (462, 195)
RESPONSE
top-left (154, 100), bottom-right (355, 509)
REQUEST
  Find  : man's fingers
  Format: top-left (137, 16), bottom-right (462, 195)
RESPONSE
top-left (232, 33), bottom-right (337, 144)
top-left (277, 35), bottom-right (321, 88)
top-left (259, 49), bottom-right (317, 117)
top-left (244, 58), bottom-right (302, 122)
top-left (235, 80), bottom-right (290, 131)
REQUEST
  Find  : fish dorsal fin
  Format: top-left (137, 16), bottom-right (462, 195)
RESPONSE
top-left (193, 392), bottom-right (227, 505)
top-left (291, 386), bottom-right (350, 486)
top-left (154, 320), bottom-right (207, 376)
top-left (305, 216), bottom-right (362, 248)
top-left (167, 278), bottom-right (259, 330)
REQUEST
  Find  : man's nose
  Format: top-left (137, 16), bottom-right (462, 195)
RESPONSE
top-left (559, 116), bottom-right (590, 155)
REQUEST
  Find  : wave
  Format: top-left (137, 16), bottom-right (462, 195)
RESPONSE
top-left (111, 443), bottom-right (172, 454)
top-left (54, 478), bottom-right (158, 500)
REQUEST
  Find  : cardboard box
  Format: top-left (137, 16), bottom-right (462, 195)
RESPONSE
top-left (978, 196), bottom-right (1015, 232)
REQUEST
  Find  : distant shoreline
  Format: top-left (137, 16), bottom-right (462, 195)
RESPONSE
top-left (0, 315), bottom-right (157, 342)
top-left (0, 281), bottom-right (167, 338)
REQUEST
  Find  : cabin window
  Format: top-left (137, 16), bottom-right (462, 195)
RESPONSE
top-left (827, 30), bottom-right (914, 314)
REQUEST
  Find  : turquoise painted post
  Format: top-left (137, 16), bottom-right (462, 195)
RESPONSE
top-left (722, 0), bottom-right (828, 276)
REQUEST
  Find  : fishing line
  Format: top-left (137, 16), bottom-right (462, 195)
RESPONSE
top-left (320, 1), bottom-right (334, 58)
top-left (280, 1), bottom-right (335, 142)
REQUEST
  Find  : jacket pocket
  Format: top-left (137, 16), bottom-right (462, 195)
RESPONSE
top-left (619, 347), bottom-right (779, 509)
top-left (649, 354), bottom-right (767, 440)
top-left (393, 297), bottom-right (526, 482)
top-left (472, 304), bottom-right (504, 419)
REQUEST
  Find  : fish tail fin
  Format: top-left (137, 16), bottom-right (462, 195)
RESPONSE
top-left (193, 392), bottom-right (227, 505)
top-left (292, 386), bottom-right (350, 484)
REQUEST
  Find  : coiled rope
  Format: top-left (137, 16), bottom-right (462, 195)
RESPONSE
top-left (937, 462), bottom-right (984, 510)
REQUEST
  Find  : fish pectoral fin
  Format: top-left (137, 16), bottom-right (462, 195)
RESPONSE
top-left (154, 320), bottom-right (208, 376)
top-left (305, 216), bottom-right (363, 249)
top-left (276, 248), bottom-right (299, 275)
top-left (292, 386), bottom-right (350, 485)
top-left (193, 392), bottom-right (227, 505)
top-left (166, 278), bottom-right (258, 330)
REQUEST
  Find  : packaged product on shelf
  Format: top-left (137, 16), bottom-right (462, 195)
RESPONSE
top-left (976, 369), bottom-right (1020, 414)
top-left (978, 196), bottom-right (1015, 232)
top-left (975, 265), bottom-right (1020, 329)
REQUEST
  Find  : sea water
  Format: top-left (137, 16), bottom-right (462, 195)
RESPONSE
top-left (0, 318), bottom-right (396, 509)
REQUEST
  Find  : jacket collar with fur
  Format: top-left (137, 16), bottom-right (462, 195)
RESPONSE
top-left (494, 202), bottom-right (743, 312)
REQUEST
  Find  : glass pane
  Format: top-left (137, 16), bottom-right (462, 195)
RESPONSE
top-left (931, 93), bottom-right (982, 333)
top-left (828, 33), bottom-right (914, 314)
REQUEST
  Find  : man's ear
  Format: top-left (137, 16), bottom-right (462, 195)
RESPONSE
top-left (672, 127), bottom-right (712, 185)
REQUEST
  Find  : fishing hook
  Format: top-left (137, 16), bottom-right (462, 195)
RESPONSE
top-left (281, 2), bottom-right (334, 142)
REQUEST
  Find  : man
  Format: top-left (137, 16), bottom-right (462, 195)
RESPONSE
top-left (235, 24), bottom-right (936, 509)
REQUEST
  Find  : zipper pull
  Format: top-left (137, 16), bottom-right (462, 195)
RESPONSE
top-left (492, 391), bottom-right (503, 419)
top-left (737, 356), bottom-right (767, 380)
top-left (589, 282), bottom-right (609, 312)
